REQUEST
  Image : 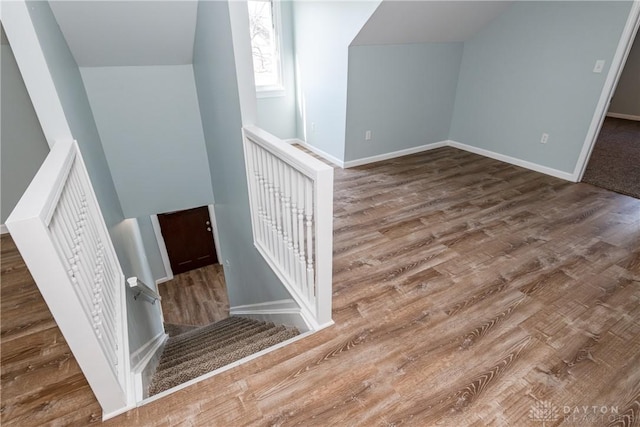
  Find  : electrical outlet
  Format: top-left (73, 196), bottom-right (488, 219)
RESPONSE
top-left (593, 60), bottom-right (606, 74)
top-left (540, 133), bottom-right (549, 144)
top-left (225, 259), bottom-right (231, 269)
top-left (365, 130), bottom-right (372, 141)
top-left (311, 122), bottom-right (316, 133)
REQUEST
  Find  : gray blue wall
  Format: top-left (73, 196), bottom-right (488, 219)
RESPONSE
top-left (449, 1), bottom-right (632, 174)
top-left (1, 35), bottom-right (50, 224)
top-left (137, 215), bottom-right (168, 283)
top-left (609, 31), bottom-right (640, 117)
top-left (345, 43), bottom-right (463, 161)
top-left (193, 0), bottom-right (290, 306)
top-left (79, 65), bottom-right (214, 218)
top-left (291, 0), bottom-right (380, 160)
top-left (255, 0), bottom-right (297, 139)
top-left (25, 1), bottom-right (163, 354)
top-left (26, 1), bottom-right (125, 229)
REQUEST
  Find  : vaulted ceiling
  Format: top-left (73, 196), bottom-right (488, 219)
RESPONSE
top-left (49, 1), bottom-right (197, 67)
top-left (48, 0), bottom-right (513, 68)
top-left (352, 1), bottom-right (513, 45)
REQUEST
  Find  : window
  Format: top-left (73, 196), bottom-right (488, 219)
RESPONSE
top-left (247, 0), bottom-right (284, 95)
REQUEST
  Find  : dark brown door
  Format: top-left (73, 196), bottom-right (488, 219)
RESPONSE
top-left (157, 206), bottom-right (218, 275)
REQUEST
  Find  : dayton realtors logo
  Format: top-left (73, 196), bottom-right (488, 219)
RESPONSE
top-left (529, 401), bottom-right (559, 426)
top-left (529, 400), bottom-right (624, 425)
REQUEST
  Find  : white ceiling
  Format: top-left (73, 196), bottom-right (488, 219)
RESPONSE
top-left (49, 1), bottom-right (198, 67)
top-left (352, 1), bottom-right (513, 45)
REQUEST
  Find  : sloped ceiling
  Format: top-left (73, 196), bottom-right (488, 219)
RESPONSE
top-left (352, 1), bottom-right (513, 45)
top-left (49, 1), bottom-right (197, 67)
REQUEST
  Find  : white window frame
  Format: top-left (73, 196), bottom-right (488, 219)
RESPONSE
top-left (249, 0), bottom-right (285, 98)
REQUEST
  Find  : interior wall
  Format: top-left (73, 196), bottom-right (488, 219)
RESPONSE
top-left (609, 30), bottom-right (640, 118)
top-left (193, 0), bottom-right (290, 307)
top-left (344, 43), bottom-right (463, 161)
top-left (25, 1), bottom-right (126, 229)
top-left (449, 1), bottom-right (633, 174)
top-left (1, 34), bottom-right (50, 224)
top-left (137, 215), bottom-right (168, 283)
top-left (255, 0), bottom-right (297, 139)
top-left (23, 1), bottom-right (163, 355)
top-left (291, 0), bottom-right (380, 161)
top-left (80, 65), bottom-right (214, 218)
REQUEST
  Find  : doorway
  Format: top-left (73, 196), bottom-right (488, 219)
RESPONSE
top-left (157, 205), bottom-right (218, 275)
top-left (581, 30), bottom-right (640, 199)
top-left (576, 5), bottom-right (640, 197)
top-left (154, 205), bottom-right (230, 328)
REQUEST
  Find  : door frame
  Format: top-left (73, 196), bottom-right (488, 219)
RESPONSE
top-left (574, 2), bottom-right (640, 181)
top-left (151, 204), bottom-right (222, 285)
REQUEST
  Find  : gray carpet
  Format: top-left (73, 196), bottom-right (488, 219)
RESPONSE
top-left (149, 316), bottom-right (299, 395)
top-left (582, 117), bottom-right (640, 199)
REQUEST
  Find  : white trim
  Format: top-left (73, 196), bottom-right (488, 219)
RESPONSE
top-left (130, 331), bottom-right (168, 403)
top-left (0, 224), bottom-right (9, 235)
top-left (285, 138), bottom-right (345, 168)
top-left (574, 2), bottom-right (640, 182)
top-left (343, 141), bottom-right (448, 168)
top-left (230, 300), bottom-right (312, 332)
top-left (230, 299), bottom-right (299, 311)
top-left (150, 215), bottom-right (174, 282)
top-left (207, 204), bottom-right (222, 262)
top-left (102, 403), bottom-right (136, 421)
top-left (447, 140), bottom-right (575, 182)
top-left (292, 137), bottom-right (578, 182)
top-left (155, 276), bottom-right (172, 286)
top-left (130, 331), bottom-right (168, 373)
top-left (606, 112), bottom-right (640, 121)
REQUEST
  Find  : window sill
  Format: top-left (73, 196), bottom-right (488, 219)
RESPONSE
top-left (257, 87), bottom-right (286, 99)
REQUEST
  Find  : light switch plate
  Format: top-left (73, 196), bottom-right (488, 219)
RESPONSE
top-left (593, 60), bottom-right (606, 73)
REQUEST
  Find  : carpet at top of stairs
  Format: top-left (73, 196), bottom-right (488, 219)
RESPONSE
top-left (582, 117), bottom-right (640, 199)
top-left (149, 316), bottom-right (299, 396)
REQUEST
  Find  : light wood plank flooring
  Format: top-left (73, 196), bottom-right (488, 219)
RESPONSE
top-left (158, 264), bottom-right (229, 327)
top-left (2, 147), bottom-right (639, 426)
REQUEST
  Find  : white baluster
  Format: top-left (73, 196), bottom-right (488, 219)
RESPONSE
top-left (305, 178), bottom-right (315, 302)
top-left (283, 164), bottom-right (294, 281)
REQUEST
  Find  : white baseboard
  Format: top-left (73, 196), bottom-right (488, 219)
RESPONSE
top-left (155, 276), bottom-right (172, 286)
top-left (230, 299), bottom-right (312, 332)
top-left (130, 331), bottom-right (168, 374)
top-left (343, 140), bottom-right (448, 168)
top-left (130, 331), bottom-right (168, 401)
top-left (447, 140), bottom-right (576, 182)
top-left (288, 137), bottom-right (575, 182)
top-left (285, 138), bottom-right (344, 168)
top-left (0, 224), bottom-right (9, 235)
top-left (607, 112), bottom-right (640, 121)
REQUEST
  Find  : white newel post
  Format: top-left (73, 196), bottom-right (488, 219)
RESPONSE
top-left (242, 126), bottom-right (334, 329)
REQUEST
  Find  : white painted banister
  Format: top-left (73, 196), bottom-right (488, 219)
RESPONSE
top-left (242, 126), bottom-right (333, 329)
top-left (6, 139), bottom-right (134, 417)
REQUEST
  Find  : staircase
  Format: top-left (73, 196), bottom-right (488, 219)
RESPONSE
top-left (149, 317), bottom-right (300, 395)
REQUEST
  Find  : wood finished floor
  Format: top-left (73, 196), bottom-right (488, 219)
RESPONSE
top-left (2, 147), bottom-right (639, 426)
top-left (158, 264), bottom-right (229, 327)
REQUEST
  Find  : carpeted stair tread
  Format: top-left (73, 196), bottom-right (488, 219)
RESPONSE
top-left (164, 316), bottom-right (246, 348)
top-left (157, 324), bottom-right (289, 377)
top-left (158, 322), bottom-right (278, 370)
top-left (149, 316), bottom-right (299, 396)
top-left (162, 319), bottom-right (272, 356)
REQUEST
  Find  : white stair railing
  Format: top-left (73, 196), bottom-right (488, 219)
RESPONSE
top-left (242, 126), bottom-right (334, 329)
top-left (6, 139), bottom-right (133, 417)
